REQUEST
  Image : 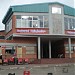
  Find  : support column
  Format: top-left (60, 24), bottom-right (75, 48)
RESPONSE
top-left (49, 40), bottom-right (51, 58)
top-left (38, 37), bottom-right (41, 59)
top-left (68, 38), bottom-right (71, 58)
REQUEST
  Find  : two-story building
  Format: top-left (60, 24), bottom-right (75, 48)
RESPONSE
top-left (1, 2), bottom-right (75, 64)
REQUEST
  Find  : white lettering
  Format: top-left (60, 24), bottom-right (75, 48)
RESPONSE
top-left (30, 29), bottom-right (46, 33)
top-left (17, 29), bottom-right (46, 33)
top-left (67, 31), bottom-right (75, 35)
top-left (17, 29), bottom-right (29, 33)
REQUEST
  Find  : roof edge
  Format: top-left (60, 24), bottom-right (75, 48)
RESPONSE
top-left (2, 6), bottom-right (13, 24)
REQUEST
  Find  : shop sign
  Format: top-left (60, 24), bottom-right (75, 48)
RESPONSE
top-left (16, 28), bottom-right (48, 34)
top-left (65, 30), bottom-right (75, 35)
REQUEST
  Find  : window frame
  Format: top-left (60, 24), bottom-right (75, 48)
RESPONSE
top-left (16, 15), bottom-right (49, 28)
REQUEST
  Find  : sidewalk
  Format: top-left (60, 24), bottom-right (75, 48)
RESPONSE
top-left (0, 63), bottom-right (75, 75)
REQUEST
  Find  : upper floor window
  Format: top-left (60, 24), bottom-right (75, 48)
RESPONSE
top-left (64, 17), bottom-right (75, 30)
top-left (52, 7), bottom-right (61, 14)
top-left (16, 15), bottom-right (48, 28)
top-left (6, 19), bottom-right (12, 32)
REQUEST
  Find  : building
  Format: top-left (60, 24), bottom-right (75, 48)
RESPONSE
top-left (1, 2), bottom-right (75, 64)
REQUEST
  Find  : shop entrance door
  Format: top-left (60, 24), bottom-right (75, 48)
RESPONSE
top-left (41, 40), bottom-right (49, 58)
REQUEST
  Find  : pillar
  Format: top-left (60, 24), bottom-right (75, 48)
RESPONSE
top-left (49, 40), bottom-right (51, 58)
top-left (68, 38), bottom-right (71, 58)
top-left (38, 37), bottom-right (41, 59)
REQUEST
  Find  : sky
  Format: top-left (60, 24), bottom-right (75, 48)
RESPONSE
top-left (0, 0), bottom-right (75, 30)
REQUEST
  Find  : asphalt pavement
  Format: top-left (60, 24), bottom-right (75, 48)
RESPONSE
top-left (0, 64), bottom-right (75, 75)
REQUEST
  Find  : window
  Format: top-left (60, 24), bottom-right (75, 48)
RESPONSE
top-left (38, 16), bottom-right (43, 27)
top-left (5, 49), bottom-right (15, 54)
top-left (64, 17), bottom-right (68, 30)
top-left (65, 45), bottom-right (74, 53)
top-left (64, 17), bottom-right (75, 30)
top-left (26, 47), bottom-right (36, 54)
top-left (6, 19), bottom-right (12, 32)
top-left (16, 15), bottom-right (48, 28)
top-left (5, 46), bottom-right (15, 55)
top-left (16, 15), bottom-right (21, 28)
top-left (0, 36), bottom-right (4, 39)
top-left (16, 19), bottom-right (21, 28)
top-left (52, 7), bottom-right (61, 14)
top-left (44, 16), bottom-right (49, 27)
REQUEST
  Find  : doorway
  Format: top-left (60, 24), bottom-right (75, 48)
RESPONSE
top-left (51, 40), bottom-right (65, 58)
top-left (41, 40), bottom-right (49, 58)
top-left (41, 39), bottom-right (65, 59)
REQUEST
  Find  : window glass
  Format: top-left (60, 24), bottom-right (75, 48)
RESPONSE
top-left (33, 21), bottom-right (38, 27)
top-left (29, 21), bottom-right (32, 27)
top-left (6, 19), bottom-right (12, 32)
top-left (38, 16), bottom-right (43, 27)
top-left (71, 19), bottom-right (75, 29)
top-left (28, 16), bottom-right (32, 20)
top-left (16, 15), bottom-right (48, 28)
top-left (5, 46), bottom-right (15, 55)
top-left (26, 47), bottom-right (36, 54)
top-left (64, 17), bottom-right (68, 30)
top-left (65, 45), bottom-right (74, 53)
top-left (16, 15), bottom-right (21, 19)
top-left (74, 19), bottom-right (75, 30)
top-left (64, 17), bottom-right (75, 30)
top-left (69, 18), bottom-right (72, 29)
top-left (44, 16), bottom-right (48, 27)
top-left (16, 19), bottom-right (21, 28)
top-left (21, 19), bottom-right (25, 27)
top-left (5, 49), bottom-right (15, 54)
top-left (33, 16), bottom-right (38, 20)
top-left (52, 7), bottom-right (61, 14)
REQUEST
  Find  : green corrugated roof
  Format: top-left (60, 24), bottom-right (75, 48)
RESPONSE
top-left (64, 5), bottom-right (75, 16)
top-left (2, 2), bottom-right (75, 24)
top-left (12, 3), bottom-right (49, 13)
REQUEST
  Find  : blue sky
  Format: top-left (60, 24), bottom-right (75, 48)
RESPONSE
top-left (0, 0), bottom-right (75, 30)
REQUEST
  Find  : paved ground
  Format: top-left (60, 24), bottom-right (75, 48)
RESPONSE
top-left (0, 63), bottom-right (75, 75)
